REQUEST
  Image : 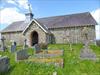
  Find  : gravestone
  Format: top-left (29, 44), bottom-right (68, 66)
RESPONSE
top-left (15, 49), bottom-right (29, 61)
top-left (10, 41), bottom-right (16, 53)
top-left (80, 27), bottom-right (96, 60)
top-left (0, 56), bottom-right (10, 72)
top-left (34, 44), bottom-right (41, 53)
top-left (0, 36), bottom-right (6, 51)
top-left (23, 39), bottom-right (27, 49)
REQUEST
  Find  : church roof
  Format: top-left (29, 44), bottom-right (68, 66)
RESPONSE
top-left (1, 12), bottom-right (97, 33)
top-left (37, 12), bottom-right (97, 28)
top-left (1, 21), bottom-right (29, 33)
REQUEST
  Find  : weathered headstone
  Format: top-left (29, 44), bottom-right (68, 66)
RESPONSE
top-left (0, 36), bottom-right (6, 51)
top-left (10, 41), bottom-right (16, 53)
top-left (0, 56), bottom-right (10, 72)
top-left (80, 27), bottom-right (96, 60)
top-left (34, 44), bottom-right (41, 53)
top-left (15, 49), bottom-right (29, 61)
top-left (23, 39), bottom-right (27, 49)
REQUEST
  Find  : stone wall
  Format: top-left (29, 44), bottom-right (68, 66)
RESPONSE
top-left (24, 21), bottom-right (47, 46)
top-left (1, 24), bottom-right (95, 46)
top-left (50, 25), bottom-right (95, 44)
top-left (1, 31), bottom-right (25, 45)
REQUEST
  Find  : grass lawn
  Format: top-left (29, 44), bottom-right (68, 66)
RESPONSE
top-left (0, 44), bottom-right (100, 75)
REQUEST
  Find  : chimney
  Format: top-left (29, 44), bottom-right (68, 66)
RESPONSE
top-left (25, 3), bottom-right (34, 23)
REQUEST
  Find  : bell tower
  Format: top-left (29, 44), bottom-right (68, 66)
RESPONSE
top-left (25, 3), bottom-right (34, 22)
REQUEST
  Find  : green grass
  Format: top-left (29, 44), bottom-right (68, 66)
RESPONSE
top-left (0, 44), bottom-right (100, 75)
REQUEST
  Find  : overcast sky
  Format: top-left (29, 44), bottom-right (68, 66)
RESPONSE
top-left (0, 0), bottom-right (100, 39)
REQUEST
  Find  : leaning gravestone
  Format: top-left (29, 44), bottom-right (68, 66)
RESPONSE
top-left (80, 27), bottom-right (96, 60)
top-left (0, 56), bottom-right (10, 72)
top-left (34, 44), bottom-right (41, 53)
top-left (0, 36), bottom-right (6, 51)
top-left (10, 41), bottom-right (17, 53)
top-left (15, 49), bottom-right (29, 61)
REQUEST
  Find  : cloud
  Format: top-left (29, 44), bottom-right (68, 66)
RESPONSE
top-left (0, 0), bottom-right (33, 31)
top-left (17, 0), bottom-right (29, 9)
top-left (91, 8), bottom-right (100, 40)
top-left (6, 0), bottom-right (31, 10)
top-left (91, 8), bottom-right (100, 24)
top-left (7, 0), bottom-right (16, 5)
top-left (0, 7), bottom-right (25, 25)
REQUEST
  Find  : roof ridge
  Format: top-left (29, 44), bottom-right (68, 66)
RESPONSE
top-left (37, 12), bottom-right (90, 20)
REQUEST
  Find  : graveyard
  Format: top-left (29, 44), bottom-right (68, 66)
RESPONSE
top-left (0, 25), bottom-right (100, 75)
top-left (0, 43), bottom-right (100, 75)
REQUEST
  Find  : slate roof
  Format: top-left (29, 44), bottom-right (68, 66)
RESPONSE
top-left (37, 12), bottom-right (97, 28)
top-left (1, 21), bottom-right (28, 33)
top-left (1, 12), bottom-right (97, 33)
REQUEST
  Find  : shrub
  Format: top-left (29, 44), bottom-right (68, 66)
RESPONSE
top-left (39, 43), bottom-right (48, 49)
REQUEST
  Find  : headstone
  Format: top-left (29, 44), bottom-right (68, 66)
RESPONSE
top-left (34, 44), bottom-right (41, 53)
top-left (80, 27), bottom-right (96, 60)
top-left (0, 36), bottom-right (6, 51)
top-left (15, 49), bottom-right (29, 61)
top-left (0, 56), bottom-right (10, 72)
top-left (10, 41), bottom-right (16, 53)
top-left (23, 39), bottom-right (27, 49)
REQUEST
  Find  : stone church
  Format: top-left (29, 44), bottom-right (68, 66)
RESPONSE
top-left (1, 11), bottom-right (97, 47)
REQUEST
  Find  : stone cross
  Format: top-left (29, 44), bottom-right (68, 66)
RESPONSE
top-left (80, 27), bottom-right (96, 60)
top-left (23, 39), bottom-right (27, 49)
top-left (0, 36), bottom-right (6, 51)
top-left (82, 27), bottom-right (89, 46)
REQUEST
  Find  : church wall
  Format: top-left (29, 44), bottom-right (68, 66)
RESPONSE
top-left (24, 22), bottom-right (47, 47)
top-left (1, 31), bottom-right (25, 45)
top-left (1, 25), bottom-right (95, 46)
top-left (49, 25), bottom-right (95, 44)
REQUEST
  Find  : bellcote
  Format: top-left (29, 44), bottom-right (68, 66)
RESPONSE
top-left (25, 4), bottom-right (34, 23)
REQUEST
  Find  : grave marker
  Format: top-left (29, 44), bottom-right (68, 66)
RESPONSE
top-left (0, 56), bottom-right (10, 72)
top-left (23, 39), bottom-right (27, 49)
top-left (0, 36), bottom-right (6, 51)
top-left (15, 49), bottom-right (29, 61)
top-left (80, 27), bottom-right (96, 60)
top-left (10, 41), bottom-right (16, 53)
top-left (34, 44), bottom-right (41, 53)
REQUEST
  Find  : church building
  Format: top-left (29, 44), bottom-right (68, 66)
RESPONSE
top-left (1, 8), bottom-right (97, 46)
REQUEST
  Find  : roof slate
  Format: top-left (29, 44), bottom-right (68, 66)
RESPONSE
top-left (1, 12), bottom-right (97, 33)
top-left (37, 12), bottom-right (97, 28)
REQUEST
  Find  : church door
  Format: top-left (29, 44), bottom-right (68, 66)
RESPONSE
top-left (31, 31), bottom-right (38, 46)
